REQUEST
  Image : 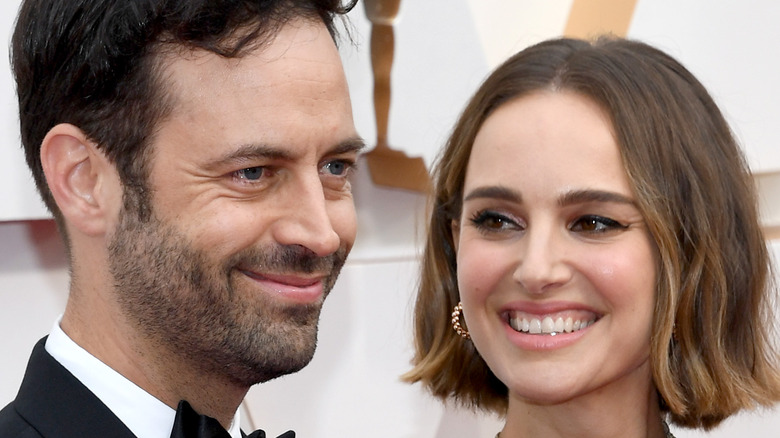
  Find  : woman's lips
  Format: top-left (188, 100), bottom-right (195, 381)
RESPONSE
top-left (507, 312), bottom-right (598, 335)
top-left (496, 303), bottom-right (602, 350)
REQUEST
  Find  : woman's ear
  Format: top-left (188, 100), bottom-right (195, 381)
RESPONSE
top-left (451, 219), bottom-right (460, 252)
top-left (40, 123), bottom-right (121, 236)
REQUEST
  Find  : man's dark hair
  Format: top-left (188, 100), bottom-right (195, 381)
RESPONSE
top-left (11, 0), bottom-right (356, 235)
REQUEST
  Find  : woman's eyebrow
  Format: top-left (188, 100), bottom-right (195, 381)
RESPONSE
top-left (558, 189), bottom-right (636, 207)
top-left (463, 186), bottom-right (636, 206)
top-left (463, 185), bottom-right (522, 203)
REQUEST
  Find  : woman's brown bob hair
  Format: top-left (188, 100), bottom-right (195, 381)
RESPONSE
top-left (404, 37), bottom-right (780, 429)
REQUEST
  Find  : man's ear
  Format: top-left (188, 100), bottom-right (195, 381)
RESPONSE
top-left (40, 123), bottom-right (121, 236)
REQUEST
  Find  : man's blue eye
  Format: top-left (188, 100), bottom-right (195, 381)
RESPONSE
top-left (324, 160), bottom-right (347, 176)
top-left (237, 167), bottom-right (263, 180)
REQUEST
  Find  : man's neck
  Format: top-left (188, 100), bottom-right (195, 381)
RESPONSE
top-left (61, 292), bottom-right (249, 429)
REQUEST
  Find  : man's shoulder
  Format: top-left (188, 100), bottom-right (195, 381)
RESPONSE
top-left (6, 337), bottom-right (138, 438)
top-left (0, 338), bottom-right (46, 438)
top-left (0, 400), bottom-right (43, 438)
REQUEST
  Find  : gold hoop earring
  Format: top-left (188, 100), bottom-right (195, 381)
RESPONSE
top-left (451, 302), bottom-right (470, 339)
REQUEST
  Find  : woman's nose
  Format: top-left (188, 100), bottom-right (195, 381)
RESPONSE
top-left (512, 224), bottom-right (573, 294)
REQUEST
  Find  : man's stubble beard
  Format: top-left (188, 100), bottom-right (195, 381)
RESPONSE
top-left (107, 195), bottom-right (348, 386)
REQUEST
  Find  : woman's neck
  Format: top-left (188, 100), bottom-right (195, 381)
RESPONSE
top-left (499, 381), bottom-right (666, 438)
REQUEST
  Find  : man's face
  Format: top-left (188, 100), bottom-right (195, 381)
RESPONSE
top-left (107, 18), bottom-right (361, 385)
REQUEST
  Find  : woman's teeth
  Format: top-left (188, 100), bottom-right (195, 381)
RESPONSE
top-left (509, 315), bottom-right (596, 335)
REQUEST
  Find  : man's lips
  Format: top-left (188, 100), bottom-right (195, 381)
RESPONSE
top-left (238, 269), bottom-right (327, 303)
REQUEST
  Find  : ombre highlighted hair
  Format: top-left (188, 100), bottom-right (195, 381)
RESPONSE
top-left (404, 37), bottom-right (780, 429)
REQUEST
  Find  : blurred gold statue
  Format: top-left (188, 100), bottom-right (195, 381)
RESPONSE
top-left (363, 0), bottom-right (429, 192)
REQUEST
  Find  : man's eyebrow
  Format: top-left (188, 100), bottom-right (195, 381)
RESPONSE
top-left (327, 136), bottom-right (367, 156)
top-left (207, 144), bottom-right (292, 171)
top-left (557, 189), bottom-right (636, 207)
top-left (463, 185), bottom-right (522, 203)
top-left (206, 136), bottom-right (366, 171)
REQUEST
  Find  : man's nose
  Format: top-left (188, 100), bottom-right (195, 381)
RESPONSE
top-left (270, 174), bottom-right (341, 258)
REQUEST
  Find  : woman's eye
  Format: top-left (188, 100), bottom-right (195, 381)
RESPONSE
top-left (469, 210), bottom-right (521, 232)
top-left (321, 159), bottom-right (353, 177)
top-left (570, 215), bottom-right (627, 233)
top-left (235, 167), bottom-right (264, 181)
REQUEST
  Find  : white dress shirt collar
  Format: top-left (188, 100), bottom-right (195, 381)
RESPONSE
top-left (45, 318), bottom-right (242, 438)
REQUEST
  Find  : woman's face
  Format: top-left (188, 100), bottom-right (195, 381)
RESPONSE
top-left (453, 90), bottom-right (657, 406)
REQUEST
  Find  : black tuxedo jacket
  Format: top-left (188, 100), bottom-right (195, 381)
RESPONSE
top-left (0, 337), bottom-right (136, 438)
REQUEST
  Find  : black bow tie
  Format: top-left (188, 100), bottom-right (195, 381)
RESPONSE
top-left (170, 400), bottom-right (295, 438)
